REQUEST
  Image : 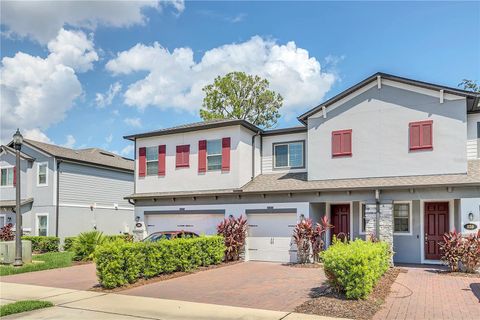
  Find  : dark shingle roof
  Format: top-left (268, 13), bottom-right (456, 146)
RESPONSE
top-left (124, 119), bottom-right (262, 140)
top-left (23, 140), bottom-right (133, 172)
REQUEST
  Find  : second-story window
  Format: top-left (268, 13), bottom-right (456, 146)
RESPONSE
top-left (37, 163), bottom-right (48, 186)
top-left (176, 145), bottom-right (190, 168)
top-left (0, 167), bottom-right (14, 186)
top-left (409, 120), bottom-right (433, 151)
top-left (273, 141), bottom-right (304, 169)
top-left (146, 146), bottom-right (158, 176)
top-left (207, 140), bottom-right (222, 171)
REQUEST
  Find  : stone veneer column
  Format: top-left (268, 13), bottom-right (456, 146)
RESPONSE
top-left (365, 202), bottom-right (394, 265)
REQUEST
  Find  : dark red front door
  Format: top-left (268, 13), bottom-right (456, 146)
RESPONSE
top-left (424, 202), bottom-right (449, 260)
top-left (331, 204), bottom-right (350, 241)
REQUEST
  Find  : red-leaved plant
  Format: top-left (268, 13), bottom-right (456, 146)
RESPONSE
top-left (293, 216), bottom-right (332, 264)
top-left (0, 223), bottom-right (15, 241)
top-left (441, 229), bottom-right (480, 273)
top-left (217, 215), bottom-right (247, 261)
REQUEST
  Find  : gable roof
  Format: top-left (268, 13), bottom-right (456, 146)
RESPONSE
top-left (0, 145), bottom-right (35, 161)
top-left (298, 72), bottom-right (480, 124)
top-left (16, 139), bottom-right (133, 172)
top-left (124, 119), bottom-right (262, 141)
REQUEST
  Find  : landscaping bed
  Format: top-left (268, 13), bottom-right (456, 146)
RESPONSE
top-left (90, 260), bottom-right (241, 292)
top-left (295, 267), bottom-right (402, 320)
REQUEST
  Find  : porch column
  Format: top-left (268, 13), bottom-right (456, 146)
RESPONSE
top-left (365, 202), bottom-right (394, 264)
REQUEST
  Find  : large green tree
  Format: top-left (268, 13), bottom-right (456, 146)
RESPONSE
top-left (200, 72), bottom-right (283, 128)
top-left (458, 79), bottom-right (479, 92)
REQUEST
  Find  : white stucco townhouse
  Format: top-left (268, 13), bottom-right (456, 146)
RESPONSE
top-left (124, 72), bottom-right (480, 264)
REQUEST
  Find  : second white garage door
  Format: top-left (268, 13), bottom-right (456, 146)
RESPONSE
top-left (145, 213), bottom-right (224, 235)
top-left (246, 213), bottom-right (297, 263)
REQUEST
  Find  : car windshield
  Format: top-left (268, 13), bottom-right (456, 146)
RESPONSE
top-left (144, 233), bottom-right (173, 241)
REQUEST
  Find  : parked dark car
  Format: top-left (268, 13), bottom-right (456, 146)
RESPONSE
top-left (142, 231), bottom-right (199, 242)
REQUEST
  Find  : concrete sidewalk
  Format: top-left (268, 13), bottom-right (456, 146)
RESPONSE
top-left (0, 282), bottom-right (343, 320)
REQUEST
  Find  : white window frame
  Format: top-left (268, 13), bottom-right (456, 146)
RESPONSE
top-left (359, 202), bottom-right (367, 235)
top-left (37, 162), bottom-right (48, 187)
top-left (393, 201), bottom-right (413, 236)
top-left (36, 213), bottom-right (49, 236)
top-left (0, 214), bottom-right (6, 227)
top-left (0, 165), bottom-right (14, 187)
top-left (206, 139), bottom-right (222, 171)
top-left (273, 141), bottom-right (305, 169)
top-left (145, 146), bottom-right (159, 176)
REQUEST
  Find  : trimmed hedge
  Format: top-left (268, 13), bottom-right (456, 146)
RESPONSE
top-left (94, 236), bottom-right (225, 288)
top-left (22, 236), bottom-right (59, 253)
top-left (322, 239), bottom-right (391, 299)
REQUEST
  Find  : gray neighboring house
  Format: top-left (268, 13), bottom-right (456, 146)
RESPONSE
top-left (0, 139), bottom-right (134, 238)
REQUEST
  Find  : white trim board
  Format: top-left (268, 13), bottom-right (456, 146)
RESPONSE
top-left (59, 203), bottom-right (134, 211)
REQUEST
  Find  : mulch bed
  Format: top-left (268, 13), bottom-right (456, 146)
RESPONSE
top-left (295, 267), bottom-right (403, 320)
top-left (90, 260), bottom-right (242, 293)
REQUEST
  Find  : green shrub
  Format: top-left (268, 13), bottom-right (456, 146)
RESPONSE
top-left (63, 237), bottom-right (77, 251)
top-left (321, 239), bottom-right (391, 299)
top-left (94, 236), bottom-right (225, 289)
top-left (22, 236), bottom-right (59, 253)
top-left (0, 300), bottom-right (53, 316)
top-left (72, 231), bottom-right (106, 261)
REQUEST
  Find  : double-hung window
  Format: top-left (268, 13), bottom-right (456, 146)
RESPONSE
top-left (360, 204), bottom-right (367, 234)
top-left (36, 214), bottom-right (48, 236)
top-left (393, 203), bottom-right (411, 234)
top-left (146, 146), bottom-right (158, 176)
top-left (37, 163), bottom-right (48, 186)
top-left (0, 167), bottom-right (14, 187)
top-left (273, 141), bottom-right (304, 169)
top-left (207, 140), bottom-right (222, 171)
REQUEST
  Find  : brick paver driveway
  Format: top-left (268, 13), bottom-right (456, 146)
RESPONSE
top-left (1, 263), bottom-right (98, 290)
top-left (121, 262), bottom-right (324, 312)
top-left (374, 265), bottom-right (480, 320)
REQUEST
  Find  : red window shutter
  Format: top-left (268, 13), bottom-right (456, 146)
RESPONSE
top-left (332, 132), bottom-right (342, 156)
top-left (13, 166), bottom-right (16, 186)
top-left (176, 145), bottom-right (190, 168)
top-left (158, 145), bottom-right (166, 176)
top-left (422, 122), bottom-right (432, 147)
top-left (138, 147), bottom-right (146, 177)
top-left (222, 137), bottom-right (231, 172)
top-left (341, 130), bottom-right (352, 154)
top-left (409, 123), bottom-right (421, 149)
top-left (409, 120), bottom-right (433, 150)
top-left (332, 130), bottom-right (352, 157)
top-left (198, 140), bottom-right (207, 173)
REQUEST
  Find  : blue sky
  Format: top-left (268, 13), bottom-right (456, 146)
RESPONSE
top-left (1, 1), bottom-right (479, 157)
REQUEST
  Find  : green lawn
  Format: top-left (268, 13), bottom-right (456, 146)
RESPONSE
top-left (0, 300), bottom-right (53, 317)
top-left (0, 251), bottom-right (74, 276)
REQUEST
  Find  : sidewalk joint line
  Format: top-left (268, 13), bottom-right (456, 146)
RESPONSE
top-left (56, 293), bottom-right (108, 306)
top-left (279, 312), bottom-right (292, 319)
top-left (58, 304), bottom-right (160, 320)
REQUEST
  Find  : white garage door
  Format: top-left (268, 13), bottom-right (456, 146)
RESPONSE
top-left (145, 213), bottom-right (224, 235)
top-left (246, 213), bottom-right (297, 263)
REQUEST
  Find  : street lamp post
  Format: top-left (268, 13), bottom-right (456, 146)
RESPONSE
top-left (12, 129), bottom-right (23, 267)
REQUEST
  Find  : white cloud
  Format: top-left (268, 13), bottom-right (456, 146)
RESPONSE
top-left (62, 134), bottom-right (76, 148)
top-left (0, 28), bottom-right (98, 143)
top-left (23, 128), bottom-right (53, 144)
top-left (124, 117), bottom-right (142, 127)
top-left (96, 82), bottom-right (122, 108)
top-left (1, 0), bottom-right (184, 44)
top-left (106, 36), bottom-right (336, 117)
top-left (105, 133), bottom-right (113, 144)
top-left (120, 144), bottom-right (134, 157)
